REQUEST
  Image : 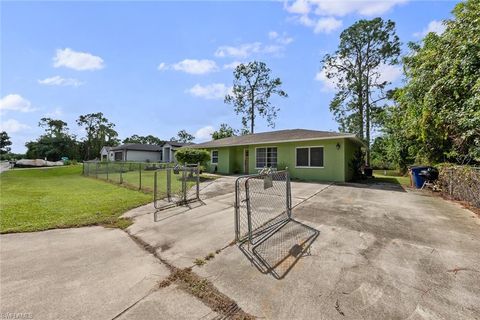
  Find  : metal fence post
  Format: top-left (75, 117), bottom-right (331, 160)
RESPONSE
top-left (167, 166), bottom-right (171, 201)
top-left (183, 162), bottom-right (187, 203)
top-left (286, 168), bottom-right (291, 218)
top-left (95, 162), bottom-right (98, 179)
top-left (154, 171), bottom-right (158, 207)
top-left (106, 161), bottom-right (109, 181)
top-left (139, 163), bottom-right (142, 190)
top-left (120, 162), bottom-right (123, 184)
top-left (245, 179), bottom-right (252, 244)
top-left (196, 162), bottom-right (200, 200)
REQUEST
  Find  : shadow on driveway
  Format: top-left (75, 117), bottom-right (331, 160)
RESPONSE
top-left (239, 219), bottom-right (319, 280)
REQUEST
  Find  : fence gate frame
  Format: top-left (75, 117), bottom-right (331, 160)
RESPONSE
top-left (153, 162), bottom-right (201, 211)
top-left (234, 169), bottom-right (292, 244)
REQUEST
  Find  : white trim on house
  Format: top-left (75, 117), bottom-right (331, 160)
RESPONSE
top-left (295, 146), bottom-right (325, 169)
top-left (211, 150), bottom-right (219, 164)
top-left (254, 146), bottom-right (278, 169)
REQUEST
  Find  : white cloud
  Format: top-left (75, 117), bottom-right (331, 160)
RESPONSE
top-left (38, 75), bottom-right (84, 87)
top-left (314, 17), bottom-right (343, 34)
top-left (158, 59), bottom-right (218, 74)
top-left (186, 83), bottom-right (232, 100)
top-left (313, 0), bottom-right (407, 16)
top-left (298, 15), bottom-right (315, 27)
top-left (223, 61), bottom-right (243, 70)
top-left (0, 119), bottom-right (30, 133)
top-left (268, 31), bottom-right (279, 39)
top-left (269, 31), bottom-right (294, 45)
top-left (215, 42), bottom-right (263, 58)
top-left (315, 68), bottom-right (338, 92)
top-left (44, 107), bottom-right (64, 118)
top-left (0, 94), bottom-right (35, 113)
top-left (315, 62), bottom-right (402, 92)
top-left (286, 0), bottom-right (408, 34)
top-left (414, 20), bottom-right (446, 37)
top-left (215, 37), bottom-right (293, 58)
top-left (376, 64), bottom-right (403, 83)
top-left (195, 126), bottom-right (215, 142)
top-left (53, 48), bottom-right (104, 71)
top-left (157, 62), bottom-right (168, 71)
top-left (285, 0), bottom-right (311, 15)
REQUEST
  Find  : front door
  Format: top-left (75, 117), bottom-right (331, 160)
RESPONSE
top-left (243, 149), bottom-right (249, 174)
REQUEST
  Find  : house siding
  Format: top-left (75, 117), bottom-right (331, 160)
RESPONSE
top-left (202, 137), bottom-right (360, 182)
top-left (125, 150), bottom-right (162, 162)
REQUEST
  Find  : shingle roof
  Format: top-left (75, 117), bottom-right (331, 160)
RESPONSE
top-left (192, 129), bottom-right (362, 148)
top-left (166, 141), bottom-right (194, 148)
top-left (111, 143), bottom-right (163, 152)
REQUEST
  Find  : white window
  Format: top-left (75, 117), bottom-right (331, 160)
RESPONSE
top-left (256, 147), bottom-right (277, 168)
top-left (296, 147), bottom-right (324, 168)
top-left (211, 150), bottom-right (219, 164)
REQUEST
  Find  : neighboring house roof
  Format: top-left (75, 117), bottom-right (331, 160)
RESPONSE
top-left (111, 143), bottom-right (163, 152)
top-left (101, 146), bottom-right (113, 153)
top-left (192, 129), bottom-right (364, 148)
top-left (165, 141), bottom-right (195, 148)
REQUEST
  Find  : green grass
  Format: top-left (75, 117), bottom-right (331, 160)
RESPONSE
top-left (0, 165), bottom-right (152, 233)
top-left (373, 169), bottom-right (411, 187)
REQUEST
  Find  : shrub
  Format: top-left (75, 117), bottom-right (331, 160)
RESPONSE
top-left (175, 148), bottom-right (211, 165)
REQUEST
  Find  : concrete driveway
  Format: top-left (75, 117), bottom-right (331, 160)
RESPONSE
top-left (0, 227), bottom-right (216, 320)
top-left (126, 177), bottom-right (480, 319)
top-left (1, 176), bottom-right (479, 319)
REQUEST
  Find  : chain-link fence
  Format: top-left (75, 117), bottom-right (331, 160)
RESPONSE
top-left (83, 161), bottom-right (176, 194)
top-left (153, 163), bottom-right (200, 211)
top-left (438, 165), bottom-right (480, 208)
top-left (235, 170), bottom-right (291, 244)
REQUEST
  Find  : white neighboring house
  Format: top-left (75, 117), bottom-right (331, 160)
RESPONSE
top-left (100, 142), bottom-right (193, 162)
top-left (161, 141), bottom-right (193, 163)
top-left (100, 146), bottom-right (114, 161)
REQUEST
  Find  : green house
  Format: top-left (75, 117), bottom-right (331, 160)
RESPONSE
top-left (193, 129), bottom-right (364, 182)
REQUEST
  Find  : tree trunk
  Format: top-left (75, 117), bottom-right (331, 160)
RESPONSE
top-left (250, 89), bottom-right (255, 134)
top-left (357, 54), bottom-right (364, 141)
top-left (365, 79), bottom-right (371, 167)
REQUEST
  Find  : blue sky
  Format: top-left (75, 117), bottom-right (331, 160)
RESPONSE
top-left (1, 0), bottom-right (458, 153)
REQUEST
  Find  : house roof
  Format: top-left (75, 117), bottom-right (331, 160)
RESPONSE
top-left (191, 129), bottom-right (364, 148)
top-left (101, 146), bottom-right (113, 152)
top-left (111, 143), bottom-right (163, 152)
top-left (165, 141), bottom-right (194, 148)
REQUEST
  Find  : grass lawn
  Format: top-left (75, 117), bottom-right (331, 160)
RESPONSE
top-left (0, 165), bottom-right (152, 233)
top-left (373, 169), bottom-right (411, 187)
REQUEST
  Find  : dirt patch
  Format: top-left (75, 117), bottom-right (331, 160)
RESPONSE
top-left (127, 231), bottom-right (254, 319)
top-left (159, 268), bottom-right (254, 320)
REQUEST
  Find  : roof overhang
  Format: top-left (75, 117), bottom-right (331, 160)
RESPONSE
top-left (192, 134), bottom-right (366, 148)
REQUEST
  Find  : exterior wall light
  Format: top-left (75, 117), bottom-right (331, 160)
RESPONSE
top-left (336, 143), bottom-right (341, 150)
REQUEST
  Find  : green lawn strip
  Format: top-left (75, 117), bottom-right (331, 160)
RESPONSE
top-left (0, 165), bottom-right (152, 233)
top-left (372, 170), bottom-right (411, 187)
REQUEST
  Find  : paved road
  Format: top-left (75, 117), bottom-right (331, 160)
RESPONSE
top-left (0, 161), bottom-right (11, 173)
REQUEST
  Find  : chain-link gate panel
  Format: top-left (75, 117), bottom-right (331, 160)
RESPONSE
top-left (154, 163), bottom-right (200, 211)
top-left (235, 170), bottom-right (291, 244)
